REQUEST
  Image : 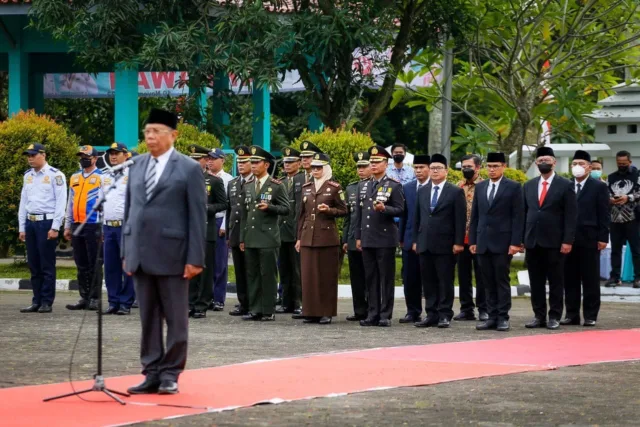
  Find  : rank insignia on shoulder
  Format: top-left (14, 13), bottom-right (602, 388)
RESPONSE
top-left (246, 177), bottom-right (255, 183)
top-left (270, 178), bottom-right (282, 185)
top-left (328, 181), bottom-right (340, 188)
top-left (303, 182), bottom-right (313, 187)
top-left (49, 167), bottom-right (59, 173)
top-left (387, 176), bottom-right (399, 183)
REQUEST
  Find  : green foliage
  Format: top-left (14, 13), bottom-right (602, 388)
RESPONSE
top-left (44, 98), bottom-right (114, 147)
top-left (293, 128), bottom-right (374, 186)
top-left (446, 167), bottom-right (527, 185)
top-left (0, 111), bottom-right (80, 255)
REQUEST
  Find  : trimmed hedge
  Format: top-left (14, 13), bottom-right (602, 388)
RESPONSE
top-left (447, 167), bottom-right (528, 184)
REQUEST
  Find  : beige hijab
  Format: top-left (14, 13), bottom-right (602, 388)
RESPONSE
top-left (314, 164), bottom-right (333, 192)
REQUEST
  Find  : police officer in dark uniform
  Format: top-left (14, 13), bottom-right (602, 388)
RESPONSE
top-left (18, 143), bottom-right (68, 313)
top-left (342, 151), bottom-right (372, 321)
top-left (187, 144), bottom-right (227, 318)
top-left (227, 145), bottom-right (253, 316)
top-left (354, 145), bottom-right (405, 327)
top-left (277, 146), bottom-right (303, 315)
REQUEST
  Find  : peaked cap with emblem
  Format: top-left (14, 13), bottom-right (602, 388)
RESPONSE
top-left (107, 142), bottom-right (128, 153)
top-left (235, 145), bottom-right (251, 163)
top-left (368, 145), bottom-right (391, 162)
top-left (299, 140), bottom-right (323, 157)
top-left (353, 151), bottom-right (370, 166)
top-left (146, 108), bottom-right (178, 130)
top-left (282, 146), bottom-right (301, 162)
top-left (188, 144), bottom-right (210, 159)
top-left (249, 145), bottom-right (275, 162)
top-left (77, 145), bottom-right (98, 157)
top-left (310, 152), bottom-right (331, 167)
top-left (23, 143), bottom-right (46, 155)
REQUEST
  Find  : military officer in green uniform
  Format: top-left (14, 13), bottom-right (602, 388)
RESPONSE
top-left (227, 145), bottom-right (253, 316)
top-left (240, 146), bottom-right (290, 321)
top-left (187, 144), bottom-right (228, 318)
top-left (277, 147), bottom-right (304, 315)
top-left (299, 140), bottom-right (323, 184)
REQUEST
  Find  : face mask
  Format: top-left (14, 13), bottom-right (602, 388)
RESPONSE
top-left (462, 168), bottom-right (475, 180)
top-left (393, 154), bottom-right (405, 164)
top-left (80, 158), bottom-right (93, 169)
top-left (618, 166), bottom-right (629, 174)
top-left (590, 170), bottom-right (603, 180)
top-left (571, 165), bottom-right (586, 178)
top-left (537, 162), bottom-right (552, 175)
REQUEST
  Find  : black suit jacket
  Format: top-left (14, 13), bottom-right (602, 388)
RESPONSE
top-left (571, 177), bottom-right (610, 248)
top-left (469, 178), bottom-right (524, 254)
top-left (523, 174), bottom-right (577, 249)
top-left (412, 181), bottom-right (466, 254)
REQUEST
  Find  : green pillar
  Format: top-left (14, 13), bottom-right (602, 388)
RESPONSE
top-left (30, 72), bottom-right (44, 114)
top-left (213, 74), bottom-right (230, 148)
top-left (308, 113), bottom-right (324, 132)
top-left (8, 49), bottom-right (29, 116)
top-left (114, 66), bottom-right (139, 149)
top-left (252, 84), bottom-right (270, 151)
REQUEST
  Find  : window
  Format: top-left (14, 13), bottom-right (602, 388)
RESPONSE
top-left (628, 124), bottom-right (638, 134)
top-left (607, 125), bottom-right (618, 134)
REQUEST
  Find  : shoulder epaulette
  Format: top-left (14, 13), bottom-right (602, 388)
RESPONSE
top-left (24, 169), bottom-right (32, 175)
top-left (387, 176), bottom-right (400, 183)
top-left (49, 166), bottom-right (59, 173)
top-left (303, 182), bottom-right (313, 187)
top-left (270, 177), bottom-right (282, 185)
top-left (328, 181), bottom-right (340, 188)
top-left (246, 176), bottom-right (255, 183)
top-left (348, 181), bottom-right (359, 187)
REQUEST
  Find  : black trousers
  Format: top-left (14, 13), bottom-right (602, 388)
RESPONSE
top-left (71, 223), bottom-right (102, 302)
top-left (231, 245), bottom-right (249, 312)
top-left (477, 252), bottom-right (512, 321)
top-left (564, 245), bottom-right (601, 321)
top-left (526, 246), bottom-right (565, 321)
top-left (401, 249), bottom-right (422, 317)
top-left (362, 247), bottom-right (396, 321)
top-left (347, 249), bottom-right (368, 317)
top-left (134, 271), bottom-right (189, 382)
top-left (610, 221), bottom-right (640, 281)
top-left (457, 244), bottom-right (486, 314)
top-left (188, 240), bottom-right (215, 312)
top-left (279, 241), bottom-right (301, 310)
top-left (419, 250), bottom-right (455, 320)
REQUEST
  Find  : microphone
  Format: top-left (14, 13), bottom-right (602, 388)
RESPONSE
top-left (109, 159), bottom-right (135, 173)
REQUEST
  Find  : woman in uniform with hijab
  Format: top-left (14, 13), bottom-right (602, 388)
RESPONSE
top-left (295, 153), bottom-right (348, 324)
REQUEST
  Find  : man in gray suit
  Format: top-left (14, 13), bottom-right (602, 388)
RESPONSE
top-left (123, 108), bottom-right (206, 395)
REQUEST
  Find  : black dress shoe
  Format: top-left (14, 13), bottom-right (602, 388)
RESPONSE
top-left (560, 317), bottom-right (580, 326)
top-left (478, 312), bottom-right (489, 321)
top-left (188, 308), bottom-right (195, 318)
top-left (66, 300), bottom-right (88, 310)
top-left (378, 319), bottom-right (391, 327)
top-left (131, 300), bottom-right (139, 308)
top-left (103, 306), bottom-right (119, 315)
top-left (158, 380), bottom-right (178, 395)
top-left (260, 314), bottom-right (275, 322)
top-left (291, 312), bottom-right (305, 319)
top-left (414, 317), bottom-right (438, 328)
top-left (437, 318), bottom-right (451, 328)
top-left (605, 278), bottom-right (620, 288)
top-left (303, 317), bottom-right (320, 323)
top-left (20, 304), bottom-right (40, 313)
top-left (229, 308), bottom-right (248, 316)
top-left (292, 308), bottom-right (302, 315)
top-left (525, 318), bottom-right (546, 328)
top-left (127, 377), bottom-right (160, 394)
top-left (275, 307), bottom-right (292, 314)
top-left (116, 307), bottom-right (131, 315)
top-left (359, 318), bottom-right (379, 327)
top-left (547, 319), bottom-right (560, 330)
top-left (583, 319), bottom-right (597, 327)
top-left (88, 300), bottom-right (99, 311)
top-left (192, 311), bottom-right (206, 319)
top-left (37, 304), bottom-right (52, 313)
top-left (242, 313), bottom-right (262, 321)
top-left (497, 320), bottom-right (510, 331)
top-left (346, 314), bottom-right (366, 321)
top-left (453, 311), bottom-right (476, 321)
top-left (399, 314), bottom-right (420, 324)
top-left (319, 316), bottom-right (332, 325)
top-left (476, 319), bottom-right (497, 330)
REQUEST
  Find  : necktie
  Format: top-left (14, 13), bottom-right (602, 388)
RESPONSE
top-left (489, 183), bottom-right (496, 205)
top-left (145, 158), bottom-right (158, 200)
top-left (539, 181), bottom-right (548, 206)
top-left (256, 179), bottom-right (261, 194)
top-left (430, 186), bottom-right (439, 212)
top-left (576, 183), bottom-right (582, 195)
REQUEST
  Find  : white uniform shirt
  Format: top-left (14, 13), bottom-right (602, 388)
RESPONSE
top-left (216, 170), bottom-right (234, 230)
top-left (486, 176), bottom-right (503, 201)
top-left (18, 163), bottom-right (68, 232)
top-left (102, 169), bottom-right (129, 221)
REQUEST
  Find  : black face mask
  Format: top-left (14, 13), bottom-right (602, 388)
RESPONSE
top-left (462, 168), bottom-right (475, 180)
top-left (537, 163), bottom-right (552, 174)
top-left (80, 158), bottom-right (93, 169)
top-left (618, 165), bottom-right (630, 174)
top-left (393, 154), bottom-right (405, 164)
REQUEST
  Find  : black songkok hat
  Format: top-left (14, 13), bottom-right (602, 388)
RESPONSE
top-left (572, 150), bottom-right (591, 162)
top-left (430, 153), bottom-right (448, 168)
top-left (413, 154), bottom-right (431, 165)
top-left (487, 152), bottom-right (506, 163)
top-left (146, 108), bottom-right (178, 130)
top-left (536, 146), bottom-right (555, 158)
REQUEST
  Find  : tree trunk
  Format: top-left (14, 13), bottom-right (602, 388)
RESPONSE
top-left (428, 102), bottom-right (443, 155)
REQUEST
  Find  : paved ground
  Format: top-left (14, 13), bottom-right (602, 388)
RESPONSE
top-left (2, 291), bottom-right (639, 426)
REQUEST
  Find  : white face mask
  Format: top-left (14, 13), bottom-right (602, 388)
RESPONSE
top-left (571, 165), bottom-right (586, 178)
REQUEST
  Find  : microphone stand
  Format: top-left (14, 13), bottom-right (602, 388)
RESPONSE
top-left (44, 168), bottom-right (130, 405)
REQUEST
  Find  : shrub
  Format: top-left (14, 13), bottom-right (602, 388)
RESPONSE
top-left (0, 111), bottom-right (80, 256)
top-left (446, 167), bottom-right (528, 185)
top-left (293, 128), bottom-right (374, 186)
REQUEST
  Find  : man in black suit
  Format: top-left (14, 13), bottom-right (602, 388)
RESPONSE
top-left (561, 150), bottom-right (610, 327)
top-left (412, 154), bottom-right (466, 329)
top-left (470, 152), bottom-right (524, 332)
top-left (523, 146), bottom-right (577, 330)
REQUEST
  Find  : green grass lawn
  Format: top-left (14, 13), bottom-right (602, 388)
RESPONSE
top-left (1, 259), bottom-right (525, 287)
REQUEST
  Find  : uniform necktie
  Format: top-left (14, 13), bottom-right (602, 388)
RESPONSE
top-left (145, 158), bottom-right (158, 200)
top-left (430, 186), bottom-right (439, 212)
top-left (539, 181), bottom-right (548, 206)
top-left (489, 183), bottom-right (496, 205)
top-left (576, 183), bottom-right (582, 194)
top-left (256, 179), bottom-right (261, 194)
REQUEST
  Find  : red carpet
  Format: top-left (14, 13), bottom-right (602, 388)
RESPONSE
top-left (2, 329), bottom-right (640, 427)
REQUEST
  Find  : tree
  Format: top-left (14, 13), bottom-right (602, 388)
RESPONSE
top-left (395, 0), bottom-right (640, 167)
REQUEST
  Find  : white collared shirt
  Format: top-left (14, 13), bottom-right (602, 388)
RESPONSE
top-left (430, 181), bottom-right (444, 204)
top-left (538, 172), bottom-right (556, 199)
top-left (151, 146), bottom-right (175, 186)
top-left (256, 174), bottom-right (269, 190)
top-left (102, 168), bottom-right (129, 221)
top-left (487, 176), bottom-right (503, 201)
top-left (215, 170), bottom-right (234, 222)
top-left (416, 178), bottom-right (430, 192)
top-left (18, 163), bottom-right (68, 232)
top-left (575, 177), bottom-right (588, 193)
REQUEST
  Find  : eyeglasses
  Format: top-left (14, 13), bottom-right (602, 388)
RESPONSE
top-left (429, 166), bottom-right (445, 171)
top-left (143, 128), bottom-right (171, 136)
